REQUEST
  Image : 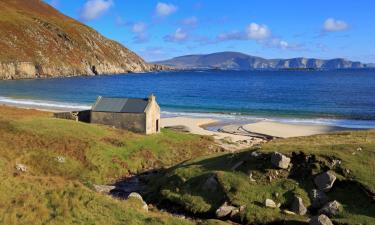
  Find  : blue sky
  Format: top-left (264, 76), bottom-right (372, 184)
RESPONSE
top-left (47, 0), bottom-right (375, 63)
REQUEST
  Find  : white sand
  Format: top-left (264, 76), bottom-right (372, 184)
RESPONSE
top-left (162, 117), bottom-right (351, 140)
top-left (241, 121), bottom-right (349, 138)
top-left (161, 117), bottom-right (252, 142)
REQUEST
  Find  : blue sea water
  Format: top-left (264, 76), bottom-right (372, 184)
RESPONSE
top-left (0, 69), bottom-right (374, 128)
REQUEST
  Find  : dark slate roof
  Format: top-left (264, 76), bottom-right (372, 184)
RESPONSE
top-left (92, 96), bottom-right (149, 113)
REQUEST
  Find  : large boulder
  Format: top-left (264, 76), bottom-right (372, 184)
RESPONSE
top-left (271, 152), bottom-right (291, 169)
top-left (265, 199), bottom-right (277, 208)
top-left (319, 200), bottom-right (342, 217)
top-left (310, 189), bottom-right (329, 209)
top-left (127, 192), bottom-right (148, 211)
top-left (309, 214), bottom-right (333, 225)
top-left (314, 171), bottom-right (336, 192)
top-left (291, 196), bottom-right (307, 215)
top-left (215, 202), bottom-right (237, 218)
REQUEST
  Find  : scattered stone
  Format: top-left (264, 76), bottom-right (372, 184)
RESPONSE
top-left (231, 160), bottom-right (244, 171)
top-left (273, 192), bottom-right (279, 198)
top-left (310, 189), bottom-right (329, 209)
top-left (309, 214), bottom-right (333, 225)
top-left (271, 152), bottom-right (291, 169)
top-left (319, 200), bottom-right (342, 217)
top-left (282, 209), bottom-right (296, 215)
top-left (344, 168), bottom-right (350, 175)
top-left (251, 151), bottom-right (261, 157)
top-left (357, 147), bottom-right (362, 151)
top-left (291, 196), bottom-right (307, 215)
top-left (15, 164), bottom-right (27, 172)
top-left (93, 184), bottom-right (116, 194)
top-left (239, 205), bottom-right (246, 212)
top-left (314, 171), bottom-right (336, 192)
top-left (56, 156), bottom-right (65, 163)
top-left (247, 170), bottom-right (256, 182)
top-left (202, 175), bottom-right (219, 191)
top-left (128, 192), bottom-right (148, 211)
top-left (331, 159), bottom-right (341, 167)
top-left (216, 202), bottom-right (237, 218)
top-left (265, 199), bottom-right (277, 208)
top-left (352, 152), bottom-right (356, 155)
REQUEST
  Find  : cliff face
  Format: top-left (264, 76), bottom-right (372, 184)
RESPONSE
top-left (0, 0), bottom-right (163, 80)
top-left (156, 52), bottom-right (368, 70)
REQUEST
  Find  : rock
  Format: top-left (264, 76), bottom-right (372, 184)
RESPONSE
top-left (314, 171), bottom-right (336, 192)
top-left (202, 175), bottom-right (219, 191)
top-left (271, 152), bottom-right (291, 169)
top-left (15, 164), bottom-right (27, 172)
top-left (247, 170), bottom-right (256, 182)
top-left (291, 196), bottom-right (307, 215)
top-left (282, 209), bottom-right (296, 215)
top-left (357, 147), bottom-right (362, 151)
top-left (310, 189), bottom-right (329, 209)
top-left (319, 200), bottom-right (342, 217)
top-left (265, 199), bottom-right (277, 208)
top-left (128, 192), bottom-right (148, 211)
top-left (309, 215), bottom-right (333, 225)
top-left (215, 202), bottom-right (237, 218)
top-left (251, 151), bottom-right (261, 157)
top-left (56, 156), bottom-right (65, 163)
top-left (93, 184), bottom-right (116, 194)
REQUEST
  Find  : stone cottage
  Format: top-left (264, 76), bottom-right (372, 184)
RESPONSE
top-left (91, 95), bottom-right (160, 134)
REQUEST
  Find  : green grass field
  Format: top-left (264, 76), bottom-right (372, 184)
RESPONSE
top-left (0, 106), bottom-right (374, 225)
top-left (0, 106), bottom-right (221, 225)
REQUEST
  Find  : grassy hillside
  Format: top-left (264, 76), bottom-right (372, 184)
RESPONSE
top-left (0, 0), bottom-right (162, 79)
top-left (148, 131), bottom-right (375, 224)
top-left (0, 106), bottom-right (221, 224)
top-left (1, 105), bottom-right (374, 224)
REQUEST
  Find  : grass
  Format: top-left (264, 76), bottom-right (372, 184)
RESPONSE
top-left (148, 131), bottom-right (375, 225)
top-left (1, 105), bottom-right (374, 224)
top-left (0, 106), bottom-right (221, 224)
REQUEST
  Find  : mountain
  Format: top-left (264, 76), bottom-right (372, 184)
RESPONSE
top-left (0, 0), bottom-right (164, 80)
top-left (156, 52), bottom-right (369, 70)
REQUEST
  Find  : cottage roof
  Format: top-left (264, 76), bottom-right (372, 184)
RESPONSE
top-left (92, 96), bottom-right (149, 113)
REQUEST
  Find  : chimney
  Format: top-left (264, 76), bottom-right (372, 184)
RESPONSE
top-left (148, 94), bottom-right (156, 103)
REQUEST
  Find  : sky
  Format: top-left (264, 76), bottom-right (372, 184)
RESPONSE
top-left (46, 0), bottom-right (375, 63)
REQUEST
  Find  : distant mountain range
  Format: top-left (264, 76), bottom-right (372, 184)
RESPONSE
top-left (155, 52), bottom-right (373, 70)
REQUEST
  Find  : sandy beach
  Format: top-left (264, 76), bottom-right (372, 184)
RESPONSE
top-left (161, 117), bottom-right (352, 140)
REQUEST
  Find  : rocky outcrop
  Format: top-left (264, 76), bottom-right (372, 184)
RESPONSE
top-left (309, 214), bottom-right (333, 225)
top-left (0, 0), bottom-right (167, 80)
top-left (271, 152), bottom-right (291, 169)
top-left (314, 171), bottom-right (337, 192)
top-left (291, 196), bottom-right (307, 215)
top-left (319, 200), bottom-right (342, 217)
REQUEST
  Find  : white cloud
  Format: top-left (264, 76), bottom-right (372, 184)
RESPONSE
top-left (164, 28), bottom-right (188, 42)
top-left (80, 0), bottom-right (113, 21)
top-left (182, 16), bottom-right (198, 26)
top-left (155, 2), bottom-right (178, 17)
top-left (132, 22), bottom-right (147, 33)
top-left (246, 23), bottom-right (271, 40)
top-left (323, 18), bottom-right (349, 32)
top-left (49, 0), bottom-right (59, 8)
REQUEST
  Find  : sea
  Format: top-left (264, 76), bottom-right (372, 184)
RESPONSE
top-left (0, 69), bottom-right (375, 129)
